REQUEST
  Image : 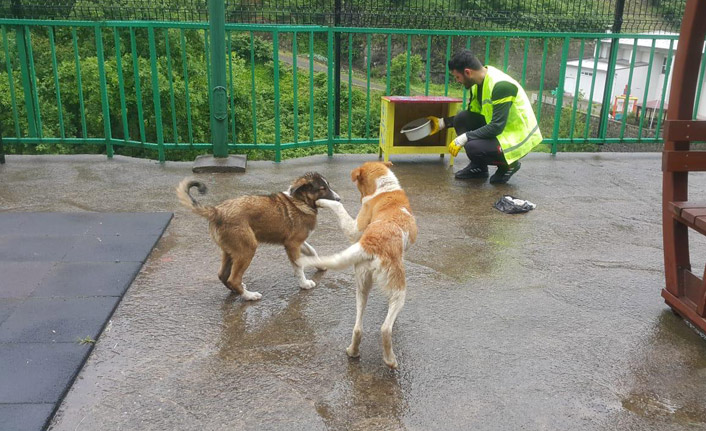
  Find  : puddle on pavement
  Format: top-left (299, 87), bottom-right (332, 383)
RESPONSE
top-left (621, 392), bottom-right (706, 425)
top-left (149, 231), bottom-right (178, 261)
top-left (408, 220), bottom-right (524, 281)
top-left (214, 281), bottom-right (407, 429)
top-left (139, 232), bottom-right (178, 276)
top-left (217, 292), bottom-right (316, 363)
top-left (315, 362), bottom-right (406, 430)
top-left (619, 311), bottom-right (706, 426)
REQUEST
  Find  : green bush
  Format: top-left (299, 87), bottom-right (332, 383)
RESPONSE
top-left (389, 53), bottom-right (423, 96)
top-left (228, 32), bottom-right (273, 63)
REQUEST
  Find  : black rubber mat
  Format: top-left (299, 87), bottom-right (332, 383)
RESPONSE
top-left (0, 212), bottom-right (172, 431)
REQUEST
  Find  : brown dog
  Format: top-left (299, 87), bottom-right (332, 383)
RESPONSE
top-left (299, 161), bottom-right (417, 368)
top-left (176, 173), bottom-right (340, 300)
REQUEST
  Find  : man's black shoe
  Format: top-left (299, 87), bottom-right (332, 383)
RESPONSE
top-left (454, 164), bottom-right (489, 179)
top-left (489, 162), bottom-right (521, 184)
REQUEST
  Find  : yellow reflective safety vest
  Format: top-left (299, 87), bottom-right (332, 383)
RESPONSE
top-left (468, 66), bottom-right (543, 165)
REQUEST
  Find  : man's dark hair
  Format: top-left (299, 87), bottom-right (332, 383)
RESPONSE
top-left (448, 49), bottom-right (483, 72)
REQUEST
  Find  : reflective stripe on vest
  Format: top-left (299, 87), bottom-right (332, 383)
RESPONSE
top-left (471, 66), bottom-right (543, 165)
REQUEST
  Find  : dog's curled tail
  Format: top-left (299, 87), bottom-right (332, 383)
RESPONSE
top-left (301, 243), bottom-right (372, 271)
top-left (176, 178), bottom-right (217, 220)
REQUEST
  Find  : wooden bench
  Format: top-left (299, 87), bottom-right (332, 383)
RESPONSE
top-left (665, 200), bottom-right (706, 320)
top-left (663, 127), bottom-right (706, 330)
top-left (660, 0), bottom-right (706, 333)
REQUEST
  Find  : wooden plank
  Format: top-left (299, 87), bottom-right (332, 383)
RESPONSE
top-left (664, 120), bottom-right (706, 142)
top-left (662, 288), bottom-right (706, 333)
top-left (695, 215), bottom-right (706, 233)
top-left (680, 207), bottom-right (706, 224)
top-left (672, 209), bottom-right (706, 236)
top-left (681, 268), bottom-right (706, 308)
top-left (662, 150), bottom-right (706, 172)
top-left (668, 201), bottom-right (706, 216)
top-left (696, 262), bottom-right (706, 317)
top-left (383, 96), bottom-right (462, 103)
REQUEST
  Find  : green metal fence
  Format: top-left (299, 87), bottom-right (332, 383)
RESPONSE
top-left (0, 19), bottom-right (704, 162)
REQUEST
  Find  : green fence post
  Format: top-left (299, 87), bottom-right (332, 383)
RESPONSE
top-left (693, 46), bottom-right (706, 120)
top-left (193, 0), bottom-right (246, 172)
top-left (2, 25), bottom-right (21, 138)
top-left (327, 28), bottom-right (334, 156)
top-left (0, 122), bottom-right (4, 164)
top-left (599, 37), bottom-right (620, 141)
top-left (15, 26), bottom-right (38, 138)
top-left (209, 0), bottom-right (228, 158)
top-left (551, 37), bottom-right (570, 155)
top-left (637, 39), bottom-right (656, 140)
top-left (273, 29), bottom-right (281, 162)
top-left (25, 27), bottom-right (40, 138)
top-left (95, 25), bottom-right (113, 158)
top-left (334, 0), bottom-right (341, 139)
top-left (148, 27), bottom-right (165, 163)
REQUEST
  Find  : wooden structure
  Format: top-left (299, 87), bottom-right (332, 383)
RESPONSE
top-left (661, 0), bottom-right (706, 333)
top-left (379, 96), bottom-right (462, 164)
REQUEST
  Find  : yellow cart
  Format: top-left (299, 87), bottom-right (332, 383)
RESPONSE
top-left (379, 96), bottom-right (463, 165)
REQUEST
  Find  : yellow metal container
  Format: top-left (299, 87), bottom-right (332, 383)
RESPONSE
top-left (379, 96), bottom-right (463, 165)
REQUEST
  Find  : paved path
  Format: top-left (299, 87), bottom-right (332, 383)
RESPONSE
top-left (279, 51), bottom-right (388, 93)
top-left (1, 153), bottom-right (705, 430)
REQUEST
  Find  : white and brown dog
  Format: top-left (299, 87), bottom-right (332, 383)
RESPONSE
top-left (299, 161), bottom-right (417, 369)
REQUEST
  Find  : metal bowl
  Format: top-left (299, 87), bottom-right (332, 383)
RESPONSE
top-left (400, 118), bottom-right (432, 141)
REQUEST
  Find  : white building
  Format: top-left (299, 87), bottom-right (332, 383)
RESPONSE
top-left (564, 33), bottom-right (706, 122)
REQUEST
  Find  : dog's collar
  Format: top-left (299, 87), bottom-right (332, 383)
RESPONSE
top-left (361, 172), bottom-right (401, 204)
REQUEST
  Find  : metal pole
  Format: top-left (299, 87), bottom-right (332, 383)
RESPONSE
top-left (334, 0), bottom-right (341, 139)
top-left (209, 0), bottom-right (228, 157)
top-left (597, 0), bottom-right (625, 139)
top-left (12, 0), bottom-right (38, 138)
top-left (0, 121), bottom-right (5, 164)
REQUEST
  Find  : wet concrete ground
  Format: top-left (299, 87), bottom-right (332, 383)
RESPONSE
top-left (1, 153), bottom-right (706, 430)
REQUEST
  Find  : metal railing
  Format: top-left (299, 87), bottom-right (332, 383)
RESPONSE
top-left (0, 0), bottom-right (687, 33)
top-left (1, 19), bottom-right (704, 161)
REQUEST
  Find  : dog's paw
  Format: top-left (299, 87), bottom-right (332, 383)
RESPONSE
top-left (316, 199), bottom-right (340, 209)
top-left (346, 345), bottom-right (360, 358)
top-left (383, 355), bottom-right (398, 369)
top-left (299, 279), bottom-right (316, 290)
top-left (241, 291), bottom-right (262, 301)
top-left (241, 284), bottom-right (262, 301)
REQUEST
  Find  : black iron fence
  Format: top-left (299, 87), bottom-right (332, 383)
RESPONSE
top-left (0, 1), bottom-right (207, 21)
top-left (0, 0), bottom-right (687, 33)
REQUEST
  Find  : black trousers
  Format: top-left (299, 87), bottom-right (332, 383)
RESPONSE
top-left (452, 110), bottom-right (506, 169)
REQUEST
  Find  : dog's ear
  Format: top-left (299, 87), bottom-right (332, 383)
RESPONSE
top-left (351, 167), bottom-right (362, 183)
top-left (289, 178), bottom-right (310, 196)
top-left (382, 161), bottom-right (394, 168)
top-left (290, 183), bottom-right (307, 196)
